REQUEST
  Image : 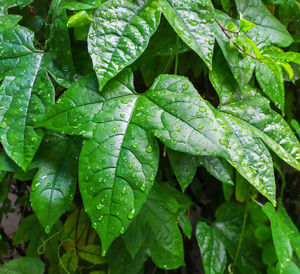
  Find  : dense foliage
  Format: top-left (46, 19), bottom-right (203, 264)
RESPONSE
top-left (0, 0), bottom-right (300, 273)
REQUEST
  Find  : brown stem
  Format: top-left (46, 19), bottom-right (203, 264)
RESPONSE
top-left (214, 18), bottom-right (257, 60)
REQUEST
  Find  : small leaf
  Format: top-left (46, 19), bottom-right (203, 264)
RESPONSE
top-left (30, 134), bottom-right (79, 232)
top-left (78, 245), bottom-right (107, 264)
top-left (263, 203), bottom-right (292, 270)
top-left (160, 0), bottom-right (215, 68)
top-left (59, 250), bottom-right (78, 273)
top-left (196, 221), bottom-right (227, 274)
top-left (234, 0), bottom-right (293, 47)
top-left (239, 13), bottom-right (255, 32)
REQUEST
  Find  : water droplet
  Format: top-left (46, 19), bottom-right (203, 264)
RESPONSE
top-left (133, 142), bottom-right (138, 148)
top-left (150, 174), bottom-right (155, 181)
top-left (140, 182), bottom-right (146, 192)
top-left (182, 83), bottom-right (189, 90)
top-left (102, 250), bottom-right (107, 256)
top-left (96, 203), bottom-right (104, 210)
top-left (131, 173), bottom-right (136, 178)
top-left (176, 126), bottom-right (181, 132)
top-left (0, 121), bottom-right (7, 128)
top-left (146, 145), bottom-right (153, 153)
top-left (219, 139), bottom-right (226, 146)
top-left (199, 106), bottom-right (207, 112)
top-left (45, 225), bottom-right (51, 234)
top-left (98, 215), bottom-right (103, 221)
top-left (122, 187), bottom-right (126, 194)
top-left (128, 208), bottom-right (135, 219)
top-left (198, 124), bottom-right (204, 129)
top-left (120, 114), bottom-right (125, 118)
top-left (111, 127), bottom-right (116, 133)
top-left (120, 227), bottom-right (125, 234)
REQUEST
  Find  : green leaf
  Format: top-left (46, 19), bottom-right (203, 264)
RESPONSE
top-left (214, 10), bottom-right (255, 85)
top-left (262, 242), bottom-right (277, 265)
top-left (263, 203), bottom-right (292, 270)
top-left (30, 134), bottom-right (80, 232)
top-left (67, 10), bottom-right (93, 28)
top-left (46, 0), bottom-right (74, 71)
top-left (277, 201), bottom-right (300, 261)
top-left (0, 173), bottom-right (9, 203)
top-left (255, 56), bottom-right (285, 112)
top-left (234, 0), bottom-right (293, 47)
top-left (211, 51), bottom-right (300, 171)
top-left (213, 202), bottom-right (264, 273)
top-left (0, 14), bottom-right (22, 32)
top-left (159, 0), bottom-right (215, 68)
top-left (88, 0), bottom-right (161, 90)
top-left (59, 250), bottom-right (78, 273)
top-left (0, 257), bottom-right (44, 274)
top-left (78, 245), bottom-right (107, 264)
top-left (199, 156), bottom-right (234, 186)
top-left (178, 212), bottom-right (192, 239)
top-left (0, 0), bottom-right (33, 12)
top-left (196, 221), bottom-right (227, 274)
top-left (167, 149), bottom-right (197, 191)
top-left (124, 183), bottom-right (192, 270)
top-left (239, 13), bottom-right (255, 32)
top-left (0, 26), bottom-right (56, 170)
top-left (63, 0), bottom-right (102, 10)
top-left (40, 69), bottom-right (160, 253)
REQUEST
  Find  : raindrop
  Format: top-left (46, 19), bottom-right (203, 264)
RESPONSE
top-left (182, 83), bottom-right (189, 90)
top-left (120, 227), bottom-right (125, 234)
top-left (140, 182), bottom-right (146, 192)
top-left (45, 225), bottom-right (51, 234)
top-left (96, 203), bottom-right (104, 210)
top-left (146, 145), bottom-right (153, 152)
top-left (199, 106), bottom-right (207, 112)
top-left (128, 208), bottom-right (135, 219)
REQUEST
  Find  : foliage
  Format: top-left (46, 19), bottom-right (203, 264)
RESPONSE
top-left (0, 0), bottom-right (299, 273)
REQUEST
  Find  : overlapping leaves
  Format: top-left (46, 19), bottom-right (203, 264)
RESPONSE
top-left (39, 63), bottom-right (285, 251)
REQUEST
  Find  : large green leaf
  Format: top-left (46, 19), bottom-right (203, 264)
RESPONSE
top-left (234, 0), bottom-right (293, 48)
top-left (40, 69), bottom-right (160, 253)
top-left (0, 26), bottom-right (56, 170)
top-left (196, 221), bottom-right (227, 274)
top-left (210, 51), bottom-right (300, 171)
top-left (30, 134), bottom-right (80, 232)
top-left (159, 0), bottom-right (215, 69)
top-left (0, 257), bottom-right (44, 274)
top-left (88, 0), bottom-right (161, 90)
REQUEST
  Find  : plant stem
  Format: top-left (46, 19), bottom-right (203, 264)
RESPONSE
top-left (233, 198), bottom-right (249, 268)
top-left (214, 18), bottom-right (257, 60)
top-left (174, 35), bottom-right (179, 75)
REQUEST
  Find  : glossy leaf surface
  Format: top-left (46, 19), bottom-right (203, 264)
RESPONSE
top-left (30, 134), bottom-right (80, 232)
top-left (196, 221), bottom-right (227, 274)
top-left (210, 51), bottom-right (300, 171)
top-left (0, 257), bottom-right (44, 274)
top-left (160, 0), bottom-right (215, 68)
top-left (88, 0), bottom-right (161, 89)
top-left (0, 26), bottom-right (55, 169)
